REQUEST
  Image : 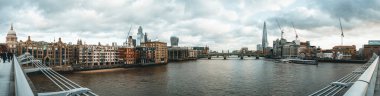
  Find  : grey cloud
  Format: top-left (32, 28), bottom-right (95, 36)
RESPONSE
top-left (315, 0), bottom-right (380, 22)
top-left (1, 0), bottom-right (379, 51)
top-left (265, 0), bottom-right (380, 40)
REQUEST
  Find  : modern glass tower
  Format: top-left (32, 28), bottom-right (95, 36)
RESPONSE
top-left (262, 22), bottom-right (268, 50)
top-left (137, 26), bottom-right (144, 46)
top-left (170, 36), bottom-right (179, 46)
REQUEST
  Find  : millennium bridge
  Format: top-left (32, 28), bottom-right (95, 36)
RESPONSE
top-left (199, 51), bottom-right (259, 60)
top-left (0, 53), bottom-right (97, 96)
top-left (2, 53), bottom-right (380, 96)
top-left (309, 53), bottom-right (380, 96)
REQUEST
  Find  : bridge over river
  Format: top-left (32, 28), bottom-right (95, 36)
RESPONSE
top-left (309, 53), bottom-right (380, 96)
top-left (0, 53), bottom-right (97, 96)
top-left (199, 52), bottom-right (259, 60)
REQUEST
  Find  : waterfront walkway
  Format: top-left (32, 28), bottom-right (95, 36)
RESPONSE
top-left (0, 61), bottom-right (13, 96)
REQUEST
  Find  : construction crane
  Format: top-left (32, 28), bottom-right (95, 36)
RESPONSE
top-left (339, 18), bottom-right (344, 45)
top-left (125, 25), bottom-right (132, 47)
top-left (291, 22), bottom-right (298, 40)
top-left (276, 19), bottom-right (284, 39)
top-left (127, 25), bottom-right (132, 38)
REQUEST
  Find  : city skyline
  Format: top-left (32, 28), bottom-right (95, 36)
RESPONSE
top-left (1, 0), bottom-right (380, 51)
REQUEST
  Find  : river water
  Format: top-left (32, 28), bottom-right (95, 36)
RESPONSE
top-left (28, 57), bottom-right (360, 96)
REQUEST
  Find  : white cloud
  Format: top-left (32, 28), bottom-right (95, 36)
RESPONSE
top-left (0, 0), bottom-right (380, 51)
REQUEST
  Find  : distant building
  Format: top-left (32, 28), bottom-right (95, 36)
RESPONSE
top-left (144, 33), bottom-right (148, 43)
top-left (16, 36), bottom-right (73, 71)
top-left (317, 49), bottom-right (334, 59)
top-left (188, 49), bottom-right (198, 59)
top-left (298, 41), bottom-right (317, 59)
top-left (141, 41), bottom-right (168, 64)
top-left (127, 36), bottom-right (134, 47)
top-left (363, 40), bottom-right (380, 60)
top-left (170, 36), bottom-right (179, 47)
top-left (135, 47), bottom-right (155, 65)
top-left (256, 44), bottom-right (262, 51)
top-left (262, 22), bottom-right (268, 49)
top-left (282, 42), bottom-right (299, 58)
top-left (357, 48), bottom-right (364, 60)
top-left (168, 47), bottom-right (189, 61)
top-left (6, 24), bottom-right (17, 53)
top-left (124, 36), bottom-right (134, 47)
top-left (272, 38), bottom-right (316, 59)
top-left (193, 46), bottom-right (209, 56)
top-left (262, 22), bottom-right (270, 56)
top-left (118, 47), bottom-right (137, 64)
top-left (368, 40), bottom-right (380, 45)
top-left (241, 47), bottom-right (249, 54)
top-left (272, 38), bottom-right (287, 58)
top-left (332, 45), bottom-right (356, 60)
top-left (273, 39), bottom-right (300, 58)
top-left (132, 39), bottom-right (136, 47)
top-left (79, 44), bottom-right (119, 68)
top-left (136, 26), bottom-right (144, 46)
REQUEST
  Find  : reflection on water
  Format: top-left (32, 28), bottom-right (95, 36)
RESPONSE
top-left (29, 58), bottom-right (360, 96)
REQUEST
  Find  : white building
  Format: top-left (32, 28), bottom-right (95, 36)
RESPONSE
top-left (6, 24), bottom-right (17, 53)
top-left (78, 44), bottom-right (119, 67)
top-left (189, 48), bottom-right (198, 59)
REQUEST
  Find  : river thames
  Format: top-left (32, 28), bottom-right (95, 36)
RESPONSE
top-left (29, 57), bottom-right (360, 96)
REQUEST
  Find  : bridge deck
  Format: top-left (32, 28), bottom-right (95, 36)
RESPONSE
top-left (375, 61), bottom-right (380, 96)
top-left (0, 61), bottom-right (13, 96)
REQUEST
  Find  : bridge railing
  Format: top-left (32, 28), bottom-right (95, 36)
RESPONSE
top-left (344, 54), bottom-right (379, 96)
top-left (309, 53), bottom-right (378, 96)
top-left (20, 53), bottom-right (98, 96)
top-left (13, 55), bottom-right (34, 96)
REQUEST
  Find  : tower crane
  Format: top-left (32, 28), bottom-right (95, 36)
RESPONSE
top-left (276, 19), bottom-right (284, 39)
top-left (339, 18), bottom-right (344, 45)
top-left (125, 25), bottom-right (132, 47)
top-left (291, 22), bottom-right (298, 40)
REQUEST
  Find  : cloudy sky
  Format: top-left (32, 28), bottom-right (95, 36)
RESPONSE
top-left (1, 0), bottom-right (380, 51)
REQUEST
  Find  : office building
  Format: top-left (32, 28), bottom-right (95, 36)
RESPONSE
top-left (118, 47), bottom-right (137, 64)
top-left (256, 44), bottom-right (262, 51)
top-left (262, 22), bottom-right (268, 49)
top-left (141, 41), bottom-right (168, 64)
top-left (77, 44), bottom-right (119, 68)
top-left (135, 46), bottom-right (155, 65)
top-left (363, 40), bottom-right (380, 60)
top-left (168, 47), bottom-right (189, 61)
top-left (136, 26), bottom-right (144, 46)
top-left (16, 36), bottom-right (73, 71)
top-left (170, 36), bottom-right (179, 47)
top-left (332, 45), bottom-right (356, 60)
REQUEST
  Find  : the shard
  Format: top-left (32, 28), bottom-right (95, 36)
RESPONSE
top-left (262, 22), bottom-right (268, 50)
